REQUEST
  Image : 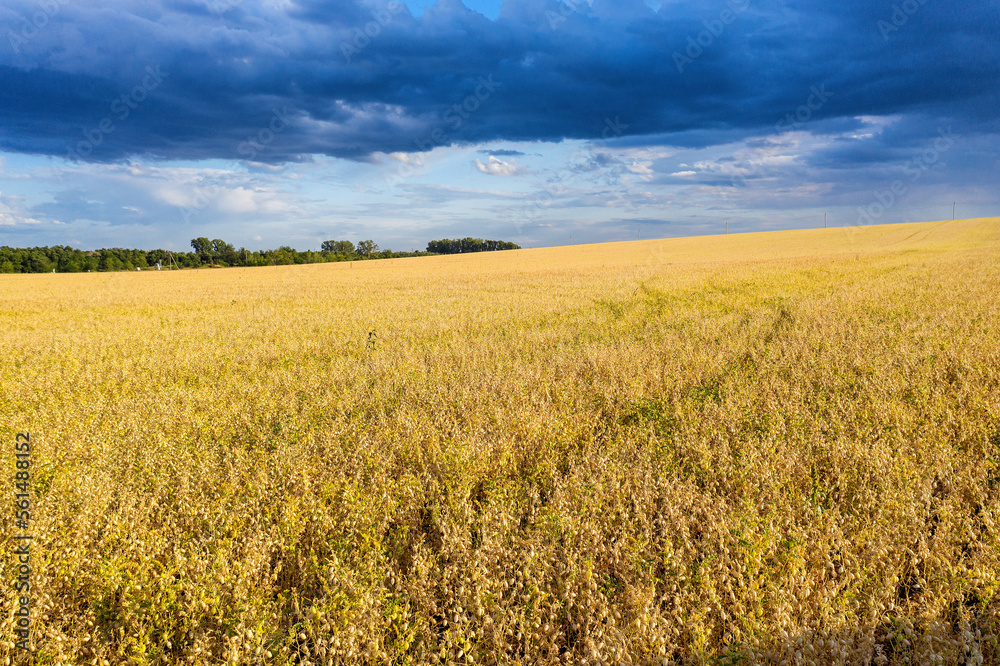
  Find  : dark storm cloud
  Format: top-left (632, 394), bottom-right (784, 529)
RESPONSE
top-left (479, 148), bottom-right (525, 156)
top-left (1, 0), bottom-right (997, 163)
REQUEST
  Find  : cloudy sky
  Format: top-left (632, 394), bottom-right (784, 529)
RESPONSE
top-left (1, 0), bottom-right (998, 251)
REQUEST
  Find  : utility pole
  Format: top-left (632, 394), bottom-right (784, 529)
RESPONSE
top-left (825, 213), bottom-right (827, 229)
top-left (725, 222), bottom-right (728, 235)
top-left (953, 202), bottom-right (956, 220)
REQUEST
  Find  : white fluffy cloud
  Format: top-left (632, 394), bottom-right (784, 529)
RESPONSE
top-left (0, 192), bottom-right (43, 226)
top-left (475, 156), bottom-right (519, 176)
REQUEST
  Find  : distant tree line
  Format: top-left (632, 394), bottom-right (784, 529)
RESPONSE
top-left (0, 236), bottom-right (520, 273)
top-left (425, 238), bottom-right (521, 254)
top-left (0, 239), bottom-right (418, 273)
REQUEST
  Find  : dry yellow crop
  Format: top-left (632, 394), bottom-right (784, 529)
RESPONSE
top-left (2, 218), bottom-right (999, 665)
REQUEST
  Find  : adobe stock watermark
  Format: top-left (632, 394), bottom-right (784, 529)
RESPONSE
top-left (384, 75), bottom-right (501, 187)
top-left (511, 116), bottom-right (628, 233)
top-left (673, 0), bottom-right (751, 73)
top-left (237, 106), bottom-right (292, 160)
top-left (65, 65), bottom-right (169, 161)
top-left (6, 0), bottom-right (70, 55)
top-left (545, 0), bottom-right (595, 30)
top-left (179, 172), bottom-right (232, 223)
top-left (207, 0), bottom-right (243, 16)
top-left (856, 127), bottom-right (955, 225)
top-left (878, 0), bottom-right (931, 41)
top-left (340, 1), bottom-right (405, 62)
top-left (730, 83), bottom-right (834, 188)
top-left (180, 107), bottom-right (292, 222)
top-left (13, 431), bottom-right (32, 651)
top-left (775, 84), bottom-right (834, 132)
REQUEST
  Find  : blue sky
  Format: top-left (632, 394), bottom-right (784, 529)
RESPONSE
top-left (1, 0), bottom-right (998, 251)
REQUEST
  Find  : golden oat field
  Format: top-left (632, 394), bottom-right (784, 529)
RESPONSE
top-left (2, 218), bottom-right (1000, 666)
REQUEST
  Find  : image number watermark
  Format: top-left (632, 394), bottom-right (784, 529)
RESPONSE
top-left (13, 431), bottom-right (32, 651)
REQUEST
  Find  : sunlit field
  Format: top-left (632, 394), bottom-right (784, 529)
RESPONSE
top-left (2, 218), bottom-right (999, 665)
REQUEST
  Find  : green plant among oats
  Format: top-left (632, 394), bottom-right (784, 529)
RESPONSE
top-left (0, 218), bottom-right (998, 664)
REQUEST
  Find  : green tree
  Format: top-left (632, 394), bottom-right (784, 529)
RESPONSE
top-left (191, 237), bottom-right (213, 264)
top-left (211, 239), bottom-right (237, 266)
top-left (427, 238), bottom-right (520, 254)
top-left (322, 240), bottom-right (356, 255)
top-left (103, 254), bottom-right (122, 272)
top-left (356, 240), bottom-right (378, 257)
